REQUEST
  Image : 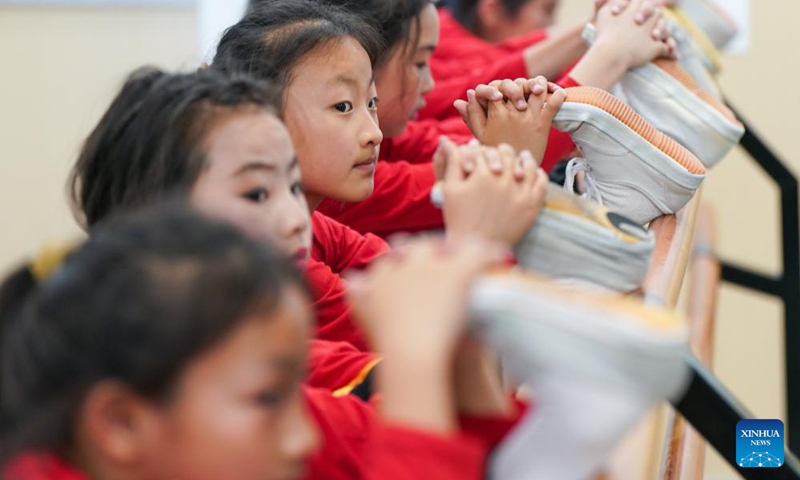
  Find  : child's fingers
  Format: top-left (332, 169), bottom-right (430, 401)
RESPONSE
top-left (495, 143), bottom-right (517, 179)
top-left (528, 76), bottom-right (548, 110)
top-left (514, 77), bottom-right (533, 96)
top-left (652, 16), bottom-right (669, 41)
top-left (498, 79), bottom-right (527, 110)
top-left (466, 144), bottom-right (489, 175)
top-left (610, 0), bottom-right (631, 15)
top-left (433, 136), bottom-right (448, 181)
top-left (666, 36), bottom-right (678, 58)
top-left (640, 2), bottom-right (662, 29)
top-left (466, 90), bottom-right (488, 137)
top-left (516, 149), bottom-right (538, 183)
top-left (543, 87), bottom-right (567, 121)
top-left (474, 84), bottom-right (503, 110)
top-left (654, 38), bottom-right (673, 59)
top-left (622, 0), bottom-right (644, 19)
top-left (530, 167), bottom-right (549, 206)
top-left (441, 137), bottom-right (466, 184)
top-left (454, 100), bottom-right (470, 126)
top-left (634, 0), bottom-right (656, 24)
top-left (488, 79), bottom-right (504, 89)
top-left (484, 147), bottom-right (505, 175)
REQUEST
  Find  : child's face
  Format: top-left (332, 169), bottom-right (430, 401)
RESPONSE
top-left (191, 110), bottom-right (313, 263)
top-left (375, 2), bottom-right (440, 138)
top-left (284, 37), bottom-right (383, 209)
top-left (140, 287), bottom-right (318, 480)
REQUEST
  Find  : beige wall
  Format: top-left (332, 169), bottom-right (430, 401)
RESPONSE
top-left (0, 6), bottom-right (196, 267)
top-left (0, 2), bottom-right (797, 478)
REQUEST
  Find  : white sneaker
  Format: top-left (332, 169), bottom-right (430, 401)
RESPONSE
top-left (676, 0), bottom-right (739, 50)
top-left (514, 184), bottom-right (655, 293)
top-left (664, 7), bottom-right (723, 74)
top-left (552, 86), bottom-right (706, 225)
top-left (618, 59), bottom-right (744, 169)
top-left (668, 19), bottom-right (722, 99)
top-left (469, 272), bottom-right (690, 480)
top-left (430, 183), bottom-right (656, 292)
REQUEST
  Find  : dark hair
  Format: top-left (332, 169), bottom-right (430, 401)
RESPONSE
top-left (214, 0), bottom-right (383, 98)
top-left (0, 204), bottom-right (307, 461)
top-left (69, 67), bottom-right (280, 228)
top-left (320, 0), bottom-right (433, 67)
top-left (444, 0), bottom-right (532, 33)
top-left (247, 0), bottom-right (432, 67)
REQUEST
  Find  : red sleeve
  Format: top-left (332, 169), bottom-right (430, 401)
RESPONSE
top-left (556, 74), bottom-right (582, 89)
top-left (380, 117), bottom-right (474, 164)
top-left (383, 116), bottom-right (573, 173)
top-left (310, 212), bottom-right (390, 274)
top-left (431, 8), bottom-right (502, 81)
top-left (305, 387), bottom-right (488, 480)
top-left (364, 423), bottom-right (487, 480)
top-left (304, 259), bottom-right (369, 351)
top-left (497, 28), bottom-right (549, 54)
top-left (419, 53), bottom-right (530, 121)
top-left (306, 339), bottom-right (380, 395)
top-left (458, 399), bottom-right (530, 451)
top-left (4, 454), bottom-right (88, 480)
top-left (316, 161), bottom-right (444, 238)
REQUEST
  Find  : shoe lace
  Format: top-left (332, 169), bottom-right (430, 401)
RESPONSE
top-left (564, 158), bottom-right (603, 205)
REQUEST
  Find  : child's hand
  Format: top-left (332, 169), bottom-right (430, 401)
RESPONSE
top-left (454, 77), bottom-right (567, 162)
top-left (595, 0), bottom-right (675, 42)
top-left (571, 0), bottom-right (674, 90)
top-left (433, 137), bottom-right (506, 182)
top-left (594, 0), bottom-right (673, 70)
top-left (347, 236), bottom-right (505, 363)
top-left (443, 142), bottom-right (549, 247)
top-left (346, 237), bottom-right (505, 434)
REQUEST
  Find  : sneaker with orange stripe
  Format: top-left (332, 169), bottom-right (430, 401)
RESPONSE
top-left (664, 7), bottom-right (723, 74)
top-left (668, 18), bottom-right (723, 99)
top-left (470, 271), bottom-right (690, 480)
top-left (619, 58), bottom-right (745, 168)
top-left (515, 184), bottom-right (654, 292)
top-left (552, 86), bottom-right (706, 225)
top-left (675, 0), bottom-right (739, 50)
top-left (430, 182), bottom-right (655, 292)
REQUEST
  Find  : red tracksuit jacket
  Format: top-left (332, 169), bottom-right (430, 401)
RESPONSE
top-left (305, 212), bottom-right (390, 350)
top-left (4, 388), bottom-right (524, 480)
top-left (421, 7), bottom-right (551, 122)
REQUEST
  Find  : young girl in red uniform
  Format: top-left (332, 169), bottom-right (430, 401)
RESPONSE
top-left (421, 0), bottom-right (674, 121)
top-left (215, 0), bottom-right (552, 240)
top-left (243, 0), bottom-right (674, 237)
top-left (67, 65), bottom-right (537, 427)
top-left (68, 68), bottom-right (376, 384)
top-left (0, 205), bottom-right (513, 480)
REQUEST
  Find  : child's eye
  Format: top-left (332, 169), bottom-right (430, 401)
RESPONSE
top-left (415, 62), bottom-right (428, 71)
top-left (255, 389), bottom-right (285, 407)
top-left (334, 101), bottom-right (353, 113)
top-left (368, 97), bottom-right (379, 110)
top-left (244, 188), bottom-right (268, 203)
top-left (291, 181), bottom-right (304, 195)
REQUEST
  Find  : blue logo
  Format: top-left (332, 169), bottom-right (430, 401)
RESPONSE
top-left (736, 419), bottom-right (784, 468)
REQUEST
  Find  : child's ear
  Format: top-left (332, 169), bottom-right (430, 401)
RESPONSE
top-left (79, 381), bottom-right (164, 467)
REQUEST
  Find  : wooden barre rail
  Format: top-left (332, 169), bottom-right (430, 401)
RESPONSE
top-left (660, 203), bottom-right (721, 480)
top-left (644, 193), bottom-right (703, 309)
top-left (605, 192), bottom-right (706, 480)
